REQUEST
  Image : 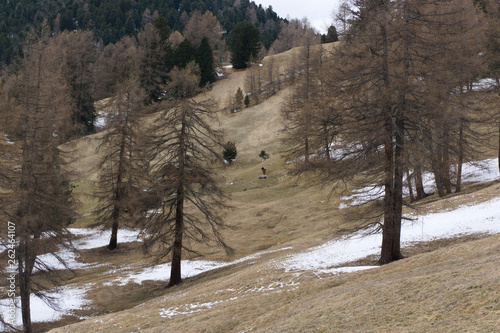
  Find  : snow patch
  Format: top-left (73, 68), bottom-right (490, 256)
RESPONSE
top-left (103, 247), bottom-right (294, 286)
top-left (470, 78), bottom-right (497, 91)
top-left (0, 285), bottom-right (90, 331)
top-left (340, 158), bottom-right (499, 208)
top-left (69, 228), bottom-right (140, 250)
top-left (94, 113), bottom-right (106, 128)
top-left (280, 197), bottom-right (500, 273)
top-left (159, 299), bottom-right (233, 318)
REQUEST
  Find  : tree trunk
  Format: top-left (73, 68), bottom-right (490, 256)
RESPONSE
top-left (379, 19), bottom-right (398, 265)
top-left (414, 164), bottom-right (427, 200)
top-left (380, 114), bottom-right (396, 264)
top-left (442, 135), bottom-right (452, 195)
top-left (432, 158), bottom-right (446, 197)
top-left (379, 13), bottom-right (404, 264)
top-left (168, 107), bottom-right (187, 288)
top-left (391, 115), bottom-right (405, 262)
top-left (168, 188), bottom-right (184, 288)
top-left (108, 132), bottom-right (127, 250)
top-left (456, 119), bottom-right (464, 193)
top-left (18, 241), bottom-right (33, 333)
top-left (108, 214), bottom-right (119, 250)
top-left (406, 169), bottom-right (415, 202)
top-left (324, 125), bottom-right (331, 161)
top-left (20, 274), bottom-right (32, 333)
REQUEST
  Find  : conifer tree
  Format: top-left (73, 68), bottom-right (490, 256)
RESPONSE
top-left (174, 39), bottom-right (196, 69)
top-left (229, 21), bottom-right (261, 69)
top-left (138, 23), bottom-right (168, 104)
top-left (55, 30), bottom-right (97, 135)
top-left (0, 24), bottom-right (77, 333)
top-left (196, 37), bottom-right (216, 87)
top-left (281, 31), bottom-right (320, 172)
top-left (94, 80), bottom-right (147, 250)
top-left (234, 87), bottom-right (244, 111)
top-left (139, 66), bottom-right (231, 287)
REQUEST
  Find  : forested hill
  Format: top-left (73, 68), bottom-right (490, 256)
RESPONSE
top-left (0, 0), bottom-right (284, 67)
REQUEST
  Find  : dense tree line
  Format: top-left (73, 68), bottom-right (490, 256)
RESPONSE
top-left (2, 12), bottom-right (229, 134)
top-left (0, 0), bottom-right (285, 69)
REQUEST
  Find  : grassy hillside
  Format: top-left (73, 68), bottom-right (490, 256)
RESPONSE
top-left (39, 46), bottom-right (500, 332)
top-left (47, 234), bottom-right (500, 333)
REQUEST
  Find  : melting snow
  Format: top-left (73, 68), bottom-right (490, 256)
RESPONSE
top-left (94, 113), bottom-right (106, 128)
top-left (280, 197), bottom-right (500, 273)
top-left (470, 78), bottom-right (497, 91)
top-left (69, 228), bottom-right (140, 250)
top-left (34, 228), bottom-right (141, 271)
top-left (103, 247), bottom-right (294, 286)
top-left (159, 299), bottom-right (232, 318)
top-left (340, 158), bottom-right (498, 208)
top-left (0, 285), bottom-right (90, 330)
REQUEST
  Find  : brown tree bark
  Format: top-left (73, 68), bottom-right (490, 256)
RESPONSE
top-left (379, 14), bottom-right (403, 264)
top-left (406, 169), bottom-right (415, 202)
top-left (456, 119), bottom-right (464, 192)
top-left (108, 136), bottom-right (126, 250)
top-left (168, 188), bottom-right (184, 287)
top-left (414, 164), bottom-right (427, 200)
top-left (168, 108), bottom-right (187, 288)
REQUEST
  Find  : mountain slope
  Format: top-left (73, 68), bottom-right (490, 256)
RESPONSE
top-left (47, 230), bottom-right (500, 332)
top-left (16, 46), bottom-right (500, 332)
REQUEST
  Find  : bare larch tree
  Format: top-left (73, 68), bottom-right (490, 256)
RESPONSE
top-left (139, 66), bottom-right (232, 287)
top-left (0, 24), bottom-right (77, 333)
top-left (94, 80), bottom-right (147, 250)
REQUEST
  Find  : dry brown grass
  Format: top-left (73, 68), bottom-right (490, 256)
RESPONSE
top-left (47, 232), bottom-right (500, 333)
top-left (41, 47), bottom-right (500, 333)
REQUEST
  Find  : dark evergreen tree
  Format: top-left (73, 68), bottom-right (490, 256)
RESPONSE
top-left (57, 31), bottom-right (97, 135)
top-left (174, 39), bottom-right (196, 68)
top-left (223, 141), bottom-right (238, 164)
top-left (153, 16), bottom-right (175, 80)
top-left (229, 21), bottom-right (261, 69)
top-left (321, 25), bottom-right (339, 43)
top-left (196, 37), bottom-right (216, 87)
top-left (153, 16), bottom-right (172, 42)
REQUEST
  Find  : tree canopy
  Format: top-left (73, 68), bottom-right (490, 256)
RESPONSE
top-left (229, 21), bottom-right (261, 69)
top-left (0, 0), bottom-right (285, 69)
